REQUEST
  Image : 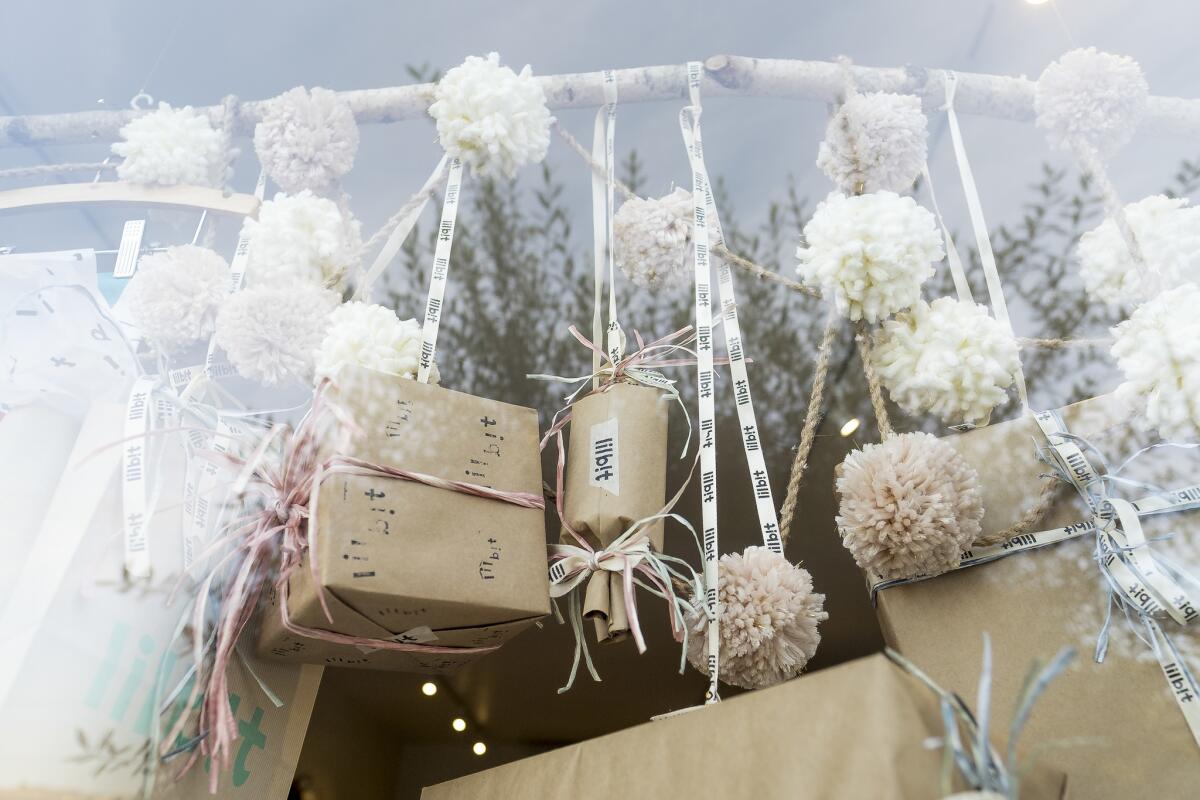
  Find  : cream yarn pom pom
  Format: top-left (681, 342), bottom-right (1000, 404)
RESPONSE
top-left (428, 52), bottom-right (553, 177)
top-left (215, 284), bottom-right (341, 386)
top-left (1111, 283), bottom-right (1200, 440)
top-left (113, 103), bottom-right (231, 187)
top-left (1078, 195), bottom-right (1200, 307)
top-left (613, 187), bottom-right (694, 289)
top-left (686, 546), bottom-right (827, 690)
top-left (837, 432), bottom-right (984, 581)
top-left (1035, 48), bottom-right (1148, 157)
top-left (873, 297), bottom-right (1020, 425)
top-left (817, 92), bottom-right (928, 194)
top-left (253, 86), bottom-right (360, 195)
top-left (797, 192), bottom-right (942, 323)
top-left (241, 190), bottom-right (362, 291)
top-left (121, 245), bottom-right (229, 353)
top-left (313, 302), bottom-right (439, 383)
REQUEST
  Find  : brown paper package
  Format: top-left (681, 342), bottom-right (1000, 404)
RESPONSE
top-left (421, 654), bottom-right (1068, 800)
top-left (560, 382), bottom-right (669, 644)
top-left (257, 365), bottom-right (550, 673)
top-left (875, 394), bottom-right (1200, 799)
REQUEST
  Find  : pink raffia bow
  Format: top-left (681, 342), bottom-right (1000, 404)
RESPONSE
top-left (170, 382), bottom-right (544, 790)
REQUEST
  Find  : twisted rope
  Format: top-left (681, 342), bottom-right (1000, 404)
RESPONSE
top-left (973, 475), bottom-right (1063, 547)
top-left (855, 320), bottom-right (894, 439)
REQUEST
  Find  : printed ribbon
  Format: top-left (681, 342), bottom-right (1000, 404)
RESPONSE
top-left (167, 384), bottom-right (543, 790)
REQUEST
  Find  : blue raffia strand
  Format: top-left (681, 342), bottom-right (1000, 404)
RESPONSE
top-left (886, 635), bottom-right (1075, 799)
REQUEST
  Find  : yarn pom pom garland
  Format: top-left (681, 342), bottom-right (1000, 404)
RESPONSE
top-left (613, 187), bottom-right (695, 289)
top-left (253, 86), bottom-right (360, 195)
top-left (241, 190), bottom-right (362, 291)
top-left (686, 546), bottom-right (827, 690)
top-left (1035, 47), bottom-right (1148, 157)
top-left (313, 302), bottom-right (440, 384)
top-left (215, 284), bottom-right (341, 386)
top-left (836, 432), bottom-right (984, 582)
top-left (113, 102), bottom-right (232, 187)
top-left (817, 92), bottom-right (928, 195)
top-left (797, 191), bottom-right (942, 323)
top-left (121, 245), bottom-right (229, 354)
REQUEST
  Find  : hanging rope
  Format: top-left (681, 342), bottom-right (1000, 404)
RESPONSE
top-left (855, 321), bottom-right (894, 439)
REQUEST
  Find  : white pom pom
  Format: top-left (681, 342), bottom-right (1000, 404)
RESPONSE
top-left (613, 188), bottom-right (695, 289)
top-left (796, 192), bottom-right (942, 322)
top-left (1112, 283), bottom-right (1200, 440)
top-left (428, 52), bottom-right (554, 177)
top-left (253, 86), bottom-right (359, 195)
top-left (873, 297), bottom-right (1020, 425)
top-left (112, 103), bottom-right (231, 187)
top-left (817, 92), bottom-right (928, 194)
top-left (121, 245), bottom-right (229, 353)
top-left (214, 284), bottom-right (341, 385)
top-left (241, 191), bottom-right (362, 291)
top-left (1035, 48), bottom-right (1148, 157)
top-left (313, 302), bottom-right (439, 384)
top-left (686, 546), bottom-right (827, 690)
top-left (1078, 195), bottom-right (1200, 307)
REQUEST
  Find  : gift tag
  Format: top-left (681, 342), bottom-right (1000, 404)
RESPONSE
top-left (111, 219), bottom-right (145, 278)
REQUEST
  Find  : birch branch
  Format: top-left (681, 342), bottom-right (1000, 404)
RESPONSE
top-left (2, 54), bottom-right (1198, 148)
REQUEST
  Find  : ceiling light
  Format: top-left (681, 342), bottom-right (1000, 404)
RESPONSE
top-left (452, 718), bottom-right (467, 732)
top-left (839, 418), bottom-right (861, 437)
top-left (472, 741), bottom-right (487, 756)
top-left (421, 681), bottom-right (438, 697)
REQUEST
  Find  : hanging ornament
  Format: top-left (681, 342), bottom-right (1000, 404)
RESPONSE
top-left (112, 102), bottom-right (233, 187)
top-left (313, 301), bottom-right (439, 383)
top-left (1078, 195), bottom-right (1200, 307)
top-left (817, 92), bottom-right (928, 195)
top-left (836, 432), bottom-right (984, 581)
top-left (253, 86), bottom-right (360, 195)
top-left (1111, 283), bottom-right (1200, 440)
top-left (685, 546), bottom-right (827, 690)
top-left (1034, 47), bottom-right (1148, 158)
top-left (427, 52), bottom-right (554, 177)
top-left (240, 190), bottom-right (362, 291)
top-left (872, 297), bottom-right (1020, 425)
top-left (214, 284), bottom-right (340, 385)
top-left (797, 191), bottom-right (942, 323)
top-left (121, 245), bottom-right (229, 353)
top-left (613, 187), bottom-right (694, 289)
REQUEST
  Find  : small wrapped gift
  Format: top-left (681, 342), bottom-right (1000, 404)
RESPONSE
top-left (256, 364), bottom-right (551, 673)
top-left (867, 395), bottom-right (1200, 799)
top-left (420, 654), bottom-right (1068, 799)
top-left (561, 380), bottom-right (669, 644)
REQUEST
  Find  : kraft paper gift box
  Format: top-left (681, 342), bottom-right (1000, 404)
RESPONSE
top-left (0, 402), bottom-right (320, 800)
top-left (257, 364), bottom-right (551, 673)
top-left (872, 394), bottom-right (1200, 800)
top-left (560, 381), bottom-right (669, 644)
top-left (420, 654), bottom-right (1069, 800)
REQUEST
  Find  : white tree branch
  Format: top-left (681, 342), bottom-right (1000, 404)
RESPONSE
top-left (1, 54), bottom-right (1196, 148)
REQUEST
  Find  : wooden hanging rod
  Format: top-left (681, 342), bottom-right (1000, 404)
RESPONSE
top-left (1, 54), bottom-right (1198, 148)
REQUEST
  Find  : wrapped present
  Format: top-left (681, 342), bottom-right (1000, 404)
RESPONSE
top-left (256, 363), bottom-right (550, 673)
top-left (866, 394), bottom-right (1200, 799)
top-left (562, 380), bottom-right (669, 644)
top-left (419, 654), bottom-right (1069, 800)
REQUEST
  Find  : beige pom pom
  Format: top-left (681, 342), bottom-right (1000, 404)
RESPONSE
top-left (686, 545), bottom-right (827, 690)
top-left (836, 432), bottom-right (984, 581)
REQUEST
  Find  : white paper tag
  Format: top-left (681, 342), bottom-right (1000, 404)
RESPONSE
top-left (588, 417), bottom-right (620, 495)
top-left (112, 219), bottom-right (145, 278)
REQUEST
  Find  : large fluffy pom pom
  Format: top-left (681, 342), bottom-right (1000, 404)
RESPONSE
top-left (1035, 48), bottom-right (1148, 157)
top-left (613, 187), bottom-right (694, 289)
top-left (428, 52), bottom-right (553, 177)
top-left (1111, 284), bottom-right (1200, 440)
top-left (797, 192), bottom-right (942, 322)
top-left (121, 245), bottom-right (229, 353)
top-left (817, 92), bottom-right (928, 194)
top-left (837, 432), bottom-right (984, 581)
top-left (241, 191), bottom-right (362, 291)
top-left (313, 302), bottom-right (439, 383)
top-left (686, 546), bottom-right (827, 690)
top-left (873, 297), bottom-right (1020, 425)
top-left (214, 284), bottom-right (340, 385)
top-left (253, 86), bottom-right (359, 195)
top-left (113, 103), bottom-right (231, 187)
top-left (1078, 195), bottom-right (1200, 306)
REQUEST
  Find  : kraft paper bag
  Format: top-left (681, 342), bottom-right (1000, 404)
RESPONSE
top-left (420, 654), bottom-right (1068, 800)
top-left (257, 365), bottom-right (550, 672)
top-left (561, 382), bottom-right (669, 644)
top-left (876, 394), bottom-right (1200, 800)
top-left (0, 403), bottom-right (320, 800)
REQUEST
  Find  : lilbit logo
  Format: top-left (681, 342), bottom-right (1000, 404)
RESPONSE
top-left (84, 621), bottom-right (268, 788)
